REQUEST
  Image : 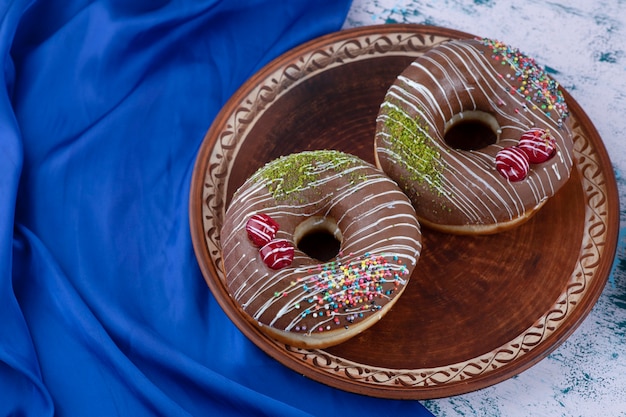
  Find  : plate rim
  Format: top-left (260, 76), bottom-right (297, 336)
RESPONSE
top-left (189, 23), bottom-right (620, 399)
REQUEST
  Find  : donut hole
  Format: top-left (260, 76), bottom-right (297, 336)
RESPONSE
top-left (293, 216), bottom-right (343, 262)
top-left (444, 110), bottom-right (500, 151)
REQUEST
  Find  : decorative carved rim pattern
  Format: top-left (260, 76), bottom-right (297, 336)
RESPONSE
top-left (193, 25), bottom-right (617, 398)
top-left (281, 116), bottom-right (609, 388)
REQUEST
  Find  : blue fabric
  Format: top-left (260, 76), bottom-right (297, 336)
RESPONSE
top-left (1, 0), bottom-right (435, 415)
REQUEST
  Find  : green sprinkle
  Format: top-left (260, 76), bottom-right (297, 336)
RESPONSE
top-left (384, 107), bottom-right (444, 193)
top-left (253, 150), bottom-right (363, 200)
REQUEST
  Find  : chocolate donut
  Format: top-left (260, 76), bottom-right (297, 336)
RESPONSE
top-left (221, 150), bottom-right (422, 349)
top-left (375, 38), bottom-right (574, 234)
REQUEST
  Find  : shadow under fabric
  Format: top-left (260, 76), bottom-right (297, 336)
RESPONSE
top-left (1, 0), bottom-right (435, 415)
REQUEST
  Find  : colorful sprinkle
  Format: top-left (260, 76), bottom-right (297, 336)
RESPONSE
top-left (286, 252), bottom-right (409, 333)
top-left (479, 38), bottom-right (569, 125)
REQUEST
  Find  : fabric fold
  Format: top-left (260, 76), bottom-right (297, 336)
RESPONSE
top-left (2, 0), bottom-right (435, 415)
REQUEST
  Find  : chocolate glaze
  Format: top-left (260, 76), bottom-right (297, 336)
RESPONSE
top-left (375, 38), bottom-right (574, 233)
top-left (221, 150), bottom-right (422, 347)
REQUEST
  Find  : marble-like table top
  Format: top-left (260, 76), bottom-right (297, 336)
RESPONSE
top-left (344, 1), bottom-right (626, 415)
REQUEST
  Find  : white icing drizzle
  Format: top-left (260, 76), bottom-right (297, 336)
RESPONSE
top-left (221, 151), bottom-right (422, 337)
top-left (376, 39), bottom-right (574, 226)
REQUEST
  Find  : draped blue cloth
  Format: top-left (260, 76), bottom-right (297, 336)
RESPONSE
top-left (1, 0), bottom-right (434, 415)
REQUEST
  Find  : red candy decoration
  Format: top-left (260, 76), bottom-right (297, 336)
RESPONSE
top-left (259, 239), bottom-right (295, 270)
top-left (245, 213), bottom-right (293, 269)
top-left (246, 213), bottom-right (279, 247)
top-left (518, 128), bottom-right (557, 163)
top-left (496, 146), bottom-right (529, 182)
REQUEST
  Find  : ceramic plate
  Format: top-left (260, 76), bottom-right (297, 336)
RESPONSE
top-left (189, 24), bottom-right (619, 399)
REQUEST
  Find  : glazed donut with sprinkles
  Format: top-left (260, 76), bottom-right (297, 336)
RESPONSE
top-left (220, 150), bottom-right (422, 349)
top-left (375, 37), bottom-right (575, 235)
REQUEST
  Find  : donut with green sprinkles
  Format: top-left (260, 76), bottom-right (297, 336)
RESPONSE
top-left (374, 37), bottom-right (574, 235)
top-left (288, 252), bottom-right (409, 323)
top-left (220, 150), bottom-right (422, 349)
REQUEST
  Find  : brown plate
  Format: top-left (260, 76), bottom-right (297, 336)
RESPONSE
top-left (189, 24), bottom-right (619, 399)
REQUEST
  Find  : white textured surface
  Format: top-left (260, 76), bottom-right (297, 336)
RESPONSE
top-left (345, 1), bottom-right (626, 416)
